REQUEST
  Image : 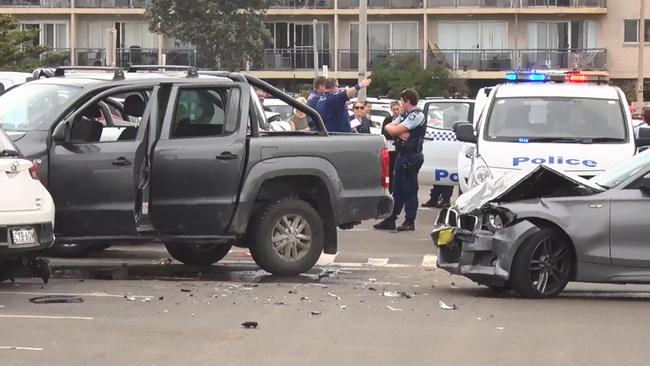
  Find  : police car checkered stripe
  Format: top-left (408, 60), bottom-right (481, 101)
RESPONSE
top-left (425, 129), bottom-right (457, 142)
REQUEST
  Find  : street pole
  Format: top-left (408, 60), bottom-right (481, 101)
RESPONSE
top-left (313, 19), bottom-right (319, 78)
top-left (638, 0), bottom-right (646, 110)
top-left (358, 0), bottom-right (368, 102)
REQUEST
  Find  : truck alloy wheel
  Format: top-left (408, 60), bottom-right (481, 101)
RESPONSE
top-left (250, 199), bottom-right (324, 275)
top-left (509, 228), bottom-right (573, 298)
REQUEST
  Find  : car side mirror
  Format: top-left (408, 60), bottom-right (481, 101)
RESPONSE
top-left (454, 122), bottom-right (477, 143)
top-left (52, 121), bottom-right (71, 143)
top-left (635, 126), bottom-right (650, 147)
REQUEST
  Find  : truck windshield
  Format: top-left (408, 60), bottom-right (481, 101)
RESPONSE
top-left (485, 97), bottom-right (627, 143)
top-left (0, 84), bottom-right (80, 131)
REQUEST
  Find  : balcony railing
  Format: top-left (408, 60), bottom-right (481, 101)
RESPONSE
top-left (427, 48), bottom-right (607, 71)
top-left (428, 0), bottom-right (605, 7)
top-left (255, 48), bottom-right (332, 71)
top-left (270, 0), bottom-right (333, 8)
top-left (0, 0), bottom-right (70, 6)
top-left (338, 49), bottom-right (423, 71)
top-left (75, 0), bottom-right (151, 7)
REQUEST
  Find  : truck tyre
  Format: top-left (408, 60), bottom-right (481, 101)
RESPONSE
top-left (164, 242), bottom-right (232, 266)
top-left (47, 242), bottom-right (112, 258)
top-left (249, 199), bottom-right (324, 275)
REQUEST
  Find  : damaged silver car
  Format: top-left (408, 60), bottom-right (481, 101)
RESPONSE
top-left (432, 150), bottom-right (650, 298)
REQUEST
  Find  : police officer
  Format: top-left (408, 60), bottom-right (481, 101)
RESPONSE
top-left (374, 89), bottom-right (426, 232)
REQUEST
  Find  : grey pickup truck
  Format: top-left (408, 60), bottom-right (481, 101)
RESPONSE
top-left (2, 66), bottom-right (392, 275)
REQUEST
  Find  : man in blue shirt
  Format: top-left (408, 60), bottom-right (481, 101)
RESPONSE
top-left (316, 77), bottom-right (372, 133)
top-left (306, 76), bottom-right (326, 130)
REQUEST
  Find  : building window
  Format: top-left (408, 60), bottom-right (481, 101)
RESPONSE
top-left (625, 20), bottom-right (639, 43)
top-left (21, 22), bottom-right (69, 49)
top-left (350, 22), bottom-right (418, 51)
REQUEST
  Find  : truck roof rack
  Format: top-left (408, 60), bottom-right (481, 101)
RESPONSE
top-left (54, 66), bottom-right (125, 80)
top-left (127, 65), bottom-right (199, 78)
top-left (30, 68), bottom-right (55, 81)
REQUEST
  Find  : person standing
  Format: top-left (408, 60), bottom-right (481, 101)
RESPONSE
top-left (350, 101), bottom-right (372, 133)
top-left (306, 76), bottom-right (327, 130)
top-left (316, 77), bottom-right (372, 133)
top-left (290, 97), bottom-right (310, 131)
top-left (381, 101), bottom-right (401, 193)
top-left (374, 89), bottom-right (426, 232)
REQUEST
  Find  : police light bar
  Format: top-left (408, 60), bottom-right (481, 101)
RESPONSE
top-left (565, 70), bottom-right (609, 84)
top-left (505, 72), bottom-right (550, 83)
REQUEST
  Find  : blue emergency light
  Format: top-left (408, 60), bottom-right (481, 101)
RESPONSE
top-left (505, 72), bottom-right (550, 83)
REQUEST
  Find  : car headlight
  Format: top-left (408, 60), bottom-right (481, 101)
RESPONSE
top-left (487, 213), bottom-right (503, 230)
top-left (483, 207), bottom-right (516, 232)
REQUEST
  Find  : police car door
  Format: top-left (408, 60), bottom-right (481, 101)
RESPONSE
top-left (420, 101), bottom-right (472, 187)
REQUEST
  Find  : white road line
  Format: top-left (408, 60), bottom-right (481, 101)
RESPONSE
top-left (316, 252), bottom-right (339, 266)
top-left (0, 346), bottom-right (43, 351)
top-left (337, 228), bottom-right (374, 233)
top-left (367, 258), bottom-right (390, 267)
top-left (422, 255), bottom-right (438, 269)
top-left (0, 291), bottom-right (153, 299)
top-left (0, 315), bottom-right (94, 321)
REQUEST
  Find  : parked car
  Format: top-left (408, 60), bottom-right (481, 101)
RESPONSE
top-left (0, 127), bottom-right (55, 281)
top-left (418, 98), bottom-right (474, 187)
top-left (2, 66), bottom-right (392, 275)
top-left (264, 98), bottom-right (294, 121)
top-left (0, 71), bottom-right (31, 95)
top-left (432, 138), bottom-right (650, 298)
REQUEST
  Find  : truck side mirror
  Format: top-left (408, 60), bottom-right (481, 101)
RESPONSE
top-left (454, 122), bottom-right (477, 143)
top-left (52, 121), bottom-right (71, 143)
top-left (636, 126), bottom-right (650, 147)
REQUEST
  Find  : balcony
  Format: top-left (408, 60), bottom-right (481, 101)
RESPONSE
top-left (0, 0), bottom-right (70, 6)
top-left (72, 48), bottom-right (195, 66)
top-left (270, 0), bottom-right (333, 8)
top-left (75, 0), bottom-right (151, 7)
top-left (255, 48), bottom-right (333, 71)
top-left (427, 0), bottom-right (605, 7)
top-left (427, 48), bottom-right (606, 71)
top-left (338, 49), bottom-right (423, 71)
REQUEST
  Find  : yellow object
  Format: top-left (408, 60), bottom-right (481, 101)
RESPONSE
top-left (436, 228), bottom-right (455, 247)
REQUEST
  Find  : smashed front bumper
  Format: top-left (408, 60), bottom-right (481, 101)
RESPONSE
top-left (431, 209), bottom-right (541, 287)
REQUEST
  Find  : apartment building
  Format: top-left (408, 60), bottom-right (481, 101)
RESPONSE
top-left (1, 0), bottom-right (649, 95)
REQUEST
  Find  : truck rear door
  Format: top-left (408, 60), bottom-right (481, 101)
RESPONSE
top-left (150, 82), bottom-right (248, 235)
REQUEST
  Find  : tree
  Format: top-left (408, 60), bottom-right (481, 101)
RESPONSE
top-left (146, 0), bottom-right (272, 70)
top-left (0, 14), bottom-right (48, 71)
top-left (368, 55), bottom-right (468, 99)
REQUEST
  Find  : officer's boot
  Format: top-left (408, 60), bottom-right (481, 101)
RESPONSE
top-left (396, 220), bottom-right (415, 232)
top-left (373, 217), bottom-right (396, 231)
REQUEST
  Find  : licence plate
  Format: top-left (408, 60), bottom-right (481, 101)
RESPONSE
top-left (434, 228), bottom-right (455, 247)
top-left (11, 228), bottom-right (36, 246)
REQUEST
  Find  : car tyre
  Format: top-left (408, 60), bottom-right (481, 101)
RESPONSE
top-left (249, 199), bottom-right (324, 275)
top-left (164, 241), bottom-right (233, 266)
top-left (509, 228), bottom-right (573, 298)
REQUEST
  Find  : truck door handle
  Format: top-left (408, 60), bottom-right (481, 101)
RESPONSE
top-left (112, 157), bottom-right (132, 166)
top-left (216, 152), bottom-right (238, 160)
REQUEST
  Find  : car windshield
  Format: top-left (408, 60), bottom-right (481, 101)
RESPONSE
top-left (485, 97), bottom-right (627, 143)
top-left (426, 102), bottom-right (471, 129)
top-left (591, 150), bottom-right (650, 188)
top-left (0, 84), bottom-right (80, 131)
top-left (266, 104), bottom-right (293, 121)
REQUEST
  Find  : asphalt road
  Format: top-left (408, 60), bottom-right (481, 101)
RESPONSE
top-left (2, 189), bottom-right (650, 365)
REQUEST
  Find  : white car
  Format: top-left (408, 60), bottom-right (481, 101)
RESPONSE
top-left (264, 98), bottom-right (294, 121)
top-left (0, 71), bottom-right (31, 95)
top-left (0, 128), bottom-right (55, 258)
top-left (349, 97), bottom-right (394, 131)
top-left (456, 71), bottom-right (638, 192)
top-left (418, 98), bottom-right (474, 187)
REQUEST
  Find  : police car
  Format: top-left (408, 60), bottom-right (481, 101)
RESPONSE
top-left (455, 71), bottom-right (640, 191)
top-left (418, 98), bottom-right (474, 186)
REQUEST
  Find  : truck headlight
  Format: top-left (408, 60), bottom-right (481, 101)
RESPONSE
top-left (470, 166), bottom-right (492, 188)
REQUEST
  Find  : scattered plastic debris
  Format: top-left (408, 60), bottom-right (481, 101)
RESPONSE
top-left (242, 321), bottom-right (258, 329)
top-left (288, 290), bottom-right (298, 294)
top-left (153, 258), bottom-right (172, 265)
top-left (496, 327), bottom-right (505, 330)
top-left (310, 311), bottom-right (322, 316)
top-left (190, 313), bottom-right (196, 317)
top-left (29, 295), bottom-right (84, 304)
top-left (142, 298), bottom-right (152, 303)
top-left (369, 278), bottom-right (377, 282)
top-left (158, 296), bottom-right (164, 301)
top-left (0, 346), bottom-right (43, 351)
top-left (327, 292), bottom-right (341, 300)
top-left (124, 296), bottom-right (137, 301)
top-left (439, 300), bottom-right (458, 311)
top-left (450, 282), bottom-right (457, 289)
top-left (180, 289), bottom-right (192, 293)
top-left (381, 291), bottom-right (412, 299)
top-left (300, 296), bottom-right (311, 302)
top-left (368, 287), bottom-right (377, 291)
top-left (340, 305), bottom-right (347, 310)
top-left (386, 305), bottom-right (403, 311)
top-left (273, 302), bottom-right (288, 306)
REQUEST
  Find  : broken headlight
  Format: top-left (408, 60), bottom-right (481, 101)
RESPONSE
top-left (482, 207), bottom-right (516, 232)
top-left (470, 166), bottom-right (491, 188)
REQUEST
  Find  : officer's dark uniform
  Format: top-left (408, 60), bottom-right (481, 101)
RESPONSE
top-left (376, 107), bottom-right (426, 230)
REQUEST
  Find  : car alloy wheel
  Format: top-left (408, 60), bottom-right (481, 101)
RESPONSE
top-left (271, 214), bottom-right (312, 263)
top-left (528, 237), bottom-right (571, 296)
